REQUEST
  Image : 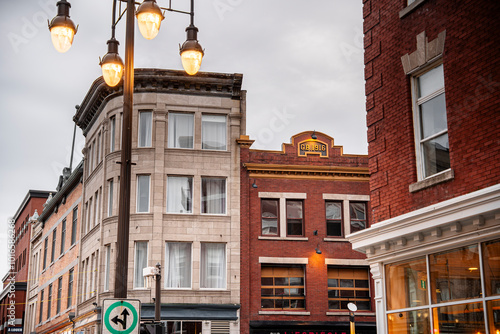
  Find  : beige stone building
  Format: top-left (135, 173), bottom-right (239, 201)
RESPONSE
top-left (73, 69), bottom-right (244, 334)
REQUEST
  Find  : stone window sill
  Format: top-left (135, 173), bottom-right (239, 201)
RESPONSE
top-left (409, 169), bottom-right (454, 193)
top-left (259, 311), bottom-right (310, 316)
top-left (399, 0), bottom-right (426, 18)
top-left (258, 236), bottom-right (308, 241)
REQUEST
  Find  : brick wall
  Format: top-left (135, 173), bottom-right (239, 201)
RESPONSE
top-left (364, 0), bottom-right (500, 223)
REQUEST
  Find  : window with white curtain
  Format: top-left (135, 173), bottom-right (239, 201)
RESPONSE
top-left (110, 116), bottom-right (116, 152)
top-left (137, 175), bottom-right (150, 213)
top-left (165, 242), bottom-right (192, 288)
top-left (167, 176), bottom-right (193, 213)
top-left (138, 111), bottom-right (152, 147)
top-left (202, 115), bottom-right (226, 150)
top-left (104, 244), bottom-right (111, 291)
top-left (108, 179), bottom-right (114, 217)
top-left (134, 241), bottom-right (148, 288)
top-left (200, 243), bottom-right (226, 289)
top-left (201, 177), bottom-right (226, 214)
top-left (168, 113), bottom-right (194, 149)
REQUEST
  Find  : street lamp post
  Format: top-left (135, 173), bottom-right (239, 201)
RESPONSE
top-left (49, 0), bottom-right (205, 300)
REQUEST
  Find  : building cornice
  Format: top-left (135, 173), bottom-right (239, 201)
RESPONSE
top-left (13, 190), bottom-right (53, 222)
top-left (75, 69), bottom-right (244, 135)
top-left (347, 184), bottom-right (500, 260)
top-left (243, 163), bottom-right (369, 181)
top-left (39, 161), bottom-right (83, 224)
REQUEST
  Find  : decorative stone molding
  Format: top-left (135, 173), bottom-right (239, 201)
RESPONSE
top-left (244, 163), bottom-right (369, 181)
top-left (401, 30), bottom-right (446, 74)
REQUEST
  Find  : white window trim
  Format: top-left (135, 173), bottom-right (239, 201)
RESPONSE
top-left (168, 112), bottom-right (195, 149)
top-left (200, 177), bottom-right (228, 216)
top-left (136, 175), bottom-right (151, 213)
top-left (164, 242), bottom-right (193, 290)
top-left (201, 114), bottom-right (228, 151)
top-left (200, 242), bottom-right (227, 290)
top-left (166, 175), bottom-right (194, 215)
top-left (138, 111), bottom-right (153, 148)
top-left (259, 257), bottom-right (308, 264)
top-left (258, 192), bottom-right (307, 238)
top-left (133, 241), bottom-right (149, 289)
top-left (323, 194), bottom-right (370, 237)
top-left (411, 63), bottom-right (450, 181)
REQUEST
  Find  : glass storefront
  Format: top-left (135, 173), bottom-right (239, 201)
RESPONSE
top-left (385, 239), bottom-right (500, 334)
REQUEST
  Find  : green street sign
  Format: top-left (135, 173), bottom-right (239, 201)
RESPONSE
top-left (102, 299), bottom-right (141, 334)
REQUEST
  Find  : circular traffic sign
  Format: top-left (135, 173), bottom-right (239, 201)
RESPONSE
top-left (104, 301), bottom-right (139, 334)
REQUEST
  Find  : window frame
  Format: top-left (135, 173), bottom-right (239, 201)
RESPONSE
top-left (71, 206), bottom-right (78, 245)
top-left (56, 276), bottom-right (62, 314)
top-left (138, 111), bottom-right (153, 148)
top-left (166, 175), bottom-right (193, 214)
top-left (349, 202), bottom-right (367, 234)
top-left (67, 268), bottom-right (74, 308)
top-left (168, 112), bottom-right (194, 149)
top-left (134, 241), bottom-right (148, 289)
top-left (327, 266), bottom-right (371, 311)
top-left (286, 200), bottom-right (304, 237)
top-left (200, 242), bottom-right (227, 290)
top-left (108, 179), bottom-right (114, 217)
top-left (261, 199), bottom-right (280, 236)
top-left (326, 201), bottom-right (344, 237)
top-left (201, 177), bottom-right (227, 215)
top-left (51, 228), bottom-right (57, 263)
top-left (260, 264), bottom-right (306, 310)
top-left (411, 62), bottom-right (450, 181)
top-left (110, 116), bottom-right (116, 152)
top-left (136, 175), bottom-right (151, 213)
top-left (201, 114), bottom-right (227, 151)
top-left (165, 242), bottom-right (192, 289)
top-left (60, 219), bottom-right (66, 255)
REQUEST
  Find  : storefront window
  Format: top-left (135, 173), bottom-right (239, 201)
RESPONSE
top-left (261, 265), bottom-right (305, 310)
top-left (429, 245), bottom-right (481, 304)
top-left (387, 309), bottom-right (430, 334)
top-left (385, 257), bottom-right (428, 310)
top-left (165, 321), bottom-right (202, 334)
top-left (328, 266), bottom-right (370, 310)
top-left (432, 302), bottom-right (485, 334)
top-left (483, 239), bottom-right (500, 297)
top-left (487, 299), bottom-right (500, 334)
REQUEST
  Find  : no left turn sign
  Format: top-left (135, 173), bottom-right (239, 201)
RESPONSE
top-left (102, 299), bottom-right (141, 334)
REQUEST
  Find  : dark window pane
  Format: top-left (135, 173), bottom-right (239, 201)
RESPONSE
top-left (341, 300), bottom-right (349, 309)
top-left (341, 290), bottom-right (355, 297)
top-left (287, 288), bottom-right (304, 296)
top-left (287, 221), bottom-right (303, 235)
top-left (356, 280), bottom-right (369, 288)
top-left (357, 301), bottom-right (371, 310)
top-left (274, 288), bottom-right (285, 296)
top-left (328, 279), bottom-right (338, 287)
top-left (261, 288), bottom-right (273, 296)
top-left (261, 299), bottom-right (274, 308)
top-left (326, 202), bottom-right (342, 219)
top-left (329, 300), bottom-right (340, 309)
top-left (340, 279), bottom-right (354, 287)
top-left (275, 299), bottom-right (289, 309)
top-left (327, 221), bottom-right (342, 236)
top-left (290, 299), bottom-right (304, 308)
top-left (350, 203), bottom-right (366, 220)
top-left (328, 290), bottom-right (339, 298)
top-left (275, 277), bottom-right (288, 285)
top-left (356, 290), bottom-right (370, 297)
top-left (261, 277), bottom-right (273, 285)
top-left (262, 200), bottom-right (278, 218)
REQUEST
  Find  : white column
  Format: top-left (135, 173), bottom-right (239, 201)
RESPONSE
top-left (370, 262), bottom-right (386, 334)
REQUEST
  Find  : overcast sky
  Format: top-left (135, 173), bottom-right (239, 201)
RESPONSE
top-left (0, 0), bottom-right (365, 277)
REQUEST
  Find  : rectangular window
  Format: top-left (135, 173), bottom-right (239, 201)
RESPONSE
top-left (67, 268), bottom-right (74, 308)
top-left (261, 266), bottom-right (305, 310)
top-left (97, 132), bottom-right (101, 163)
top-left (168, 113), bottom-right (194, 149)
top-left (108, 179), bottom-right (114, 217)
top-left (201, 177), bottom-right (226, 214)
top-left (261, 199), bottom-right (279, 236)
top-left (326, 201), bottom-right (343, 237)
top-left (413, 64), bottom-right (450, 179)
top-left (110, 116), bottom-right (116, 152)
top-left (94, 189), bottom-right (100, 226)
top-left (134, 241), bottom-right (148, 288)
top-left (349, 202), bottom-right (367, 233)
top-left (71, 206), bottom-right (78, 245)
top-left (60, 219), bottom-right (66, 255)
top-left (328, 267), bottom-right (371, 311)
top-left (88, 198), bottom-right (93, 231)
top-left (51, 229), bottom-right (57, 263)
top-left (39, 290), bottom-right (44, 323)
top-left (286, 200), bottom-right (303, 236)
top-left (202, 115), bottom-right (226, 150)
top-left (47, 284), bottom-right (52, 319)
top-left (43, 238), bottom-right (48, 269)
top-left (165, 321), bottom-right (202, 334)
top-left (165, 242), bottom-right (192, 288)
top-left (200, 243), bottom-right (226, 289)
top-left (138, 111), bottom-right (152, 147)
top-left (104, 245), bottom-right (111, 291)
top-left (385, 257), bottom-right (428, 310)
top-left (137, 175), bottom-right (150, 213)
top-left (56, 276), bottom-right (62, 314)
top-left (167, 176), bottom-right (193, 213)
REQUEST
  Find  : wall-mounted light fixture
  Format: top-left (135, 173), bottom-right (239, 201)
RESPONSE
top-left (311, 130), bottom-right (317, 140)
top-left (315, 243), bottom-right (322, 254)
top-left (252, 180), bottom-right (258, 188)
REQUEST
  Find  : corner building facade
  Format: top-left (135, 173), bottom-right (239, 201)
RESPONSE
top-left (73, 69), bottom-right (243, 334)
top-left (348, 1), bottom-right (500, 334)
top-left (239, 132), bottom-right (376, 334)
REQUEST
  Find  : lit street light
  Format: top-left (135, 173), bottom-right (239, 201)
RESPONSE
top-left (48, 0), bottom-right (205, 302)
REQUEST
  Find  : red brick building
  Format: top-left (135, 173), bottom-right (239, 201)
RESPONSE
top-left (0, 190), bottom-right (51, 334)
top-left (239, 132), bottom-right (376, 334)
top-left (348, 1), bottom-right (500, 333)
top-left (26, 162), bottom-right (83, 334)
